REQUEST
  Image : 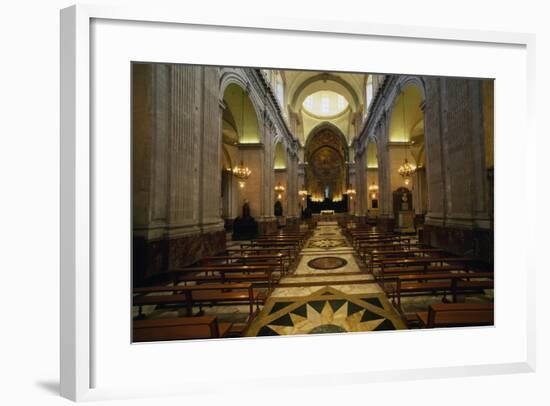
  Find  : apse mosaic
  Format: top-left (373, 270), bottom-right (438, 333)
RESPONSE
top-left (246, 286), bottom-right (406, 337)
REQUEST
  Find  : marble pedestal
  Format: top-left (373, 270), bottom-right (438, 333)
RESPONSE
top-left (395, 210), bottom-right (415, 233)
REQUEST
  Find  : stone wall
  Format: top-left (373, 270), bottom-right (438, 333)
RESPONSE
top-left (133, 64), bottom-right (299, 283)
top-left (355, 75), bottom-right (493, 263)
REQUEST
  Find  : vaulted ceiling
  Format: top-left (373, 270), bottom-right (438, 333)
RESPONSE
top-left (263, 69), bottom-right (369, 146)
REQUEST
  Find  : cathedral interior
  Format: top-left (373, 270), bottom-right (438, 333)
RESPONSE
top-left (132, 64), bottom-right (494, 341)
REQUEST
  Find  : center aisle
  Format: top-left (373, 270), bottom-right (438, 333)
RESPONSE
top-left (246, 220), bottom-right (406, 336)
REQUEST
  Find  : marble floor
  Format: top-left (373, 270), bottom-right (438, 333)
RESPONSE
top-left (138, 221), bottom-right (493, 336)
top-left (245, 221), bottom-right (406, 336)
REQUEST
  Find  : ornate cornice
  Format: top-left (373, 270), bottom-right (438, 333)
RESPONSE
top-left (248, 69), bottom-right (297, 153)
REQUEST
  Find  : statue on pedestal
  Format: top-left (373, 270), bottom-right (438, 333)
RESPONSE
top-left (232, 199), bottom-right (258, 240)
top-left (401, 192), bottom-right (409, 211)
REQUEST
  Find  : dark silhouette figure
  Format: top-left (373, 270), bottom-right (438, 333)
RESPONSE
top-left (232, 200), bottom-right (258, 240)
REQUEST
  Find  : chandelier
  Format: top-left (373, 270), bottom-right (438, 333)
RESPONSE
top-left (232, 89), bottom-right (252, 187)
top-left (298, 185), bottom-right (308, 199)
top-left (397, 89), bottom-right (416, 182)
top-left (398, 158), bottom-right (415, 178)
top-left (368, 181), bottom-right (378, 198)
top-left (274, 182), bottom-right (285, 192)
top-left (346, 184), bottom-right (356, 199)
top-left (233, 160), bottom-right (251, 180)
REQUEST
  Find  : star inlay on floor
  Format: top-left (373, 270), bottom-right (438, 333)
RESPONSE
top-left (306, 239), bottom-right (347, 249)
top-left (246, 286), bottom-right (406, 337)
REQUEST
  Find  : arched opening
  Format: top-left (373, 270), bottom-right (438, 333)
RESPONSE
top-left (388, 83), bottom-right (426, 230)
top-left (304, 125), bottom-right (349, 213)
top-left (222, 83), bottom-right (260, 144)
top-left (222, 83), bottom-right (263, 222)
top-left (288, 73), bottom-right (362, 146)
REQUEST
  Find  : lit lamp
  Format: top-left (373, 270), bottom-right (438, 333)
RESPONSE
top-left (398, 158), bottom-right (415, 185)
top-left (368, 181), bottom-right (379, 199)
top-left (298, 185), bottom-right (308, 201)
top-left (233, 160), bottom-right (251, 188)
top-left (274, 182), bottom-right (285, 193)
top-left (346, 184), bottom-right (356, 200)
top-left (397, 89), bottom-right (416, 184)
top-left (232, 89), bottom-right (253, 188)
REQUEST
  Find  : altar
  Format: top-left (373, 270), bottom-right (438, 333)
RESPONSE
top-left (320, 210), bottom-right (335, 216)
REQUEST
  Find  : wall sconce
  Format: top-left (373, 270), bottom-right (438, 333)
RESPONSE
top-left (274, 182), bottom-right (285, 193)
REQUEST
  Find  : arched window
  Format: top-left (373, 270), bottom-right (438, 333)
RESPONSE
top-left (275, 73), bottom-right (284, 109)
top-left (366, 75), bottom-right (374, 109)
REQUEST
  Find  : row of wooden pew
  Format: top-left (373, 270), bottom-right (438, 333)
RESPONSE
top-left (344, 222), bottom-right (494, 329)
top-left (131, 224), bottom-right (312, 341)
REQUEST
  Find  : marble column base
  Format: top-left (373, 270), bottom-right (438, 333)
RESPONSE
top-left (376, 217), bottom-right (395, 232)
top-left (257, 219), bottom-right (278, 236)
top-left (422, 224), bottom-right (493, 266)
top-left (133, 229), bottom-right (226, 285)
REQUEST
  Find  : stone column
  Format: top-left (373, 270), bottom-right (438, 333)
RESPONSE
top-left (132, 63), bottom-right (172, 283)
top-left (347, 162), bottom-right (356, 215)
top-left (355, 151), bottom-right (366, 218)
top-left (298, 161), bottom-right (307, 214)
top-left (423, 77), bottom-right (447, 227)
top-left (422, 77), bottom-right (493, 260)
top-left (378, 113), bottom-right (395, 231)
top-left (167, 64), bottom-right (201, 237)
top-left (199, 66), bottom-right (225, 232)
top-left (132, 63), bottom-right (171, 241)
top-left (287, 152), bottom-right (300, 219)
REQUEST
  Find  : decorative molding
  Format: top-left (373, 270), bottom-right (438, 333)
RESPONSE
top-left (237, 142), bottom-right (264, 149)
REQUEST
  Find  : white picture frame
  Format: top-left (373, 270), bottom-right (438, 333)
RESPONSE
top-left (60, 4), bottom-right (536, 402)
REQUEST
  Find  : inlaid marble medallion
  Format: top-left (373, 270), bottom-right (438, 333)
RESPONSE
top-left (307, 256), bottom-right (348, 270)
top-left (306, 239), bottom-right (347, 249)
top-left (246, 286), bottom-right (406, 337)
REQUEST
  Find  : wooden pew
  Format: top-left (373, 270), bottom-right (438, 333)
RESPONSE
top-left (390, 272), bottom-right (494, 309)
top-left (348, 231), bottom-right (396, 245)
top-left (355, 236), bottom-right (412, 251)
top-left (416, 303), bottom-right (494, 328)
top-left (170, 265), bottom-right (279, 292)
top-left (255, 236), bottom-right (304, 249)
top-left (133, 283), bottom-right (257, 318)
top-left (366, 248), bottom-right (446, 270)
top-left (375, 257), bottom-right (483, 287)
top-left (359, 242), bottom-right (428, 261)
top-left (242, 241), bottom-right (300, 257)
top-left (223, 247), bottom-right (294, 265)
top-left (200, 254), bottom-right (286, 274)
top-left (133, 316), bottom-right (232, 342)
top-left (376, 256), bottom-right (481, 277)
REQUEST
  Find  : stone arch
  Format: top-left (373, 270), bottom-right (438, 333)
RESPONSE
top-left (385, 77), bottom-right (429, 223)
top-left (221, 82), bottom-right (260, 144)
top-left (305, 121), bottom-right (350, 160)
top-left (304, 124), bottom-right (349, 202)
top-left (290, 73), bottom-right (361, 111)
top-left (219, 70), bottom-right (265, 143)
